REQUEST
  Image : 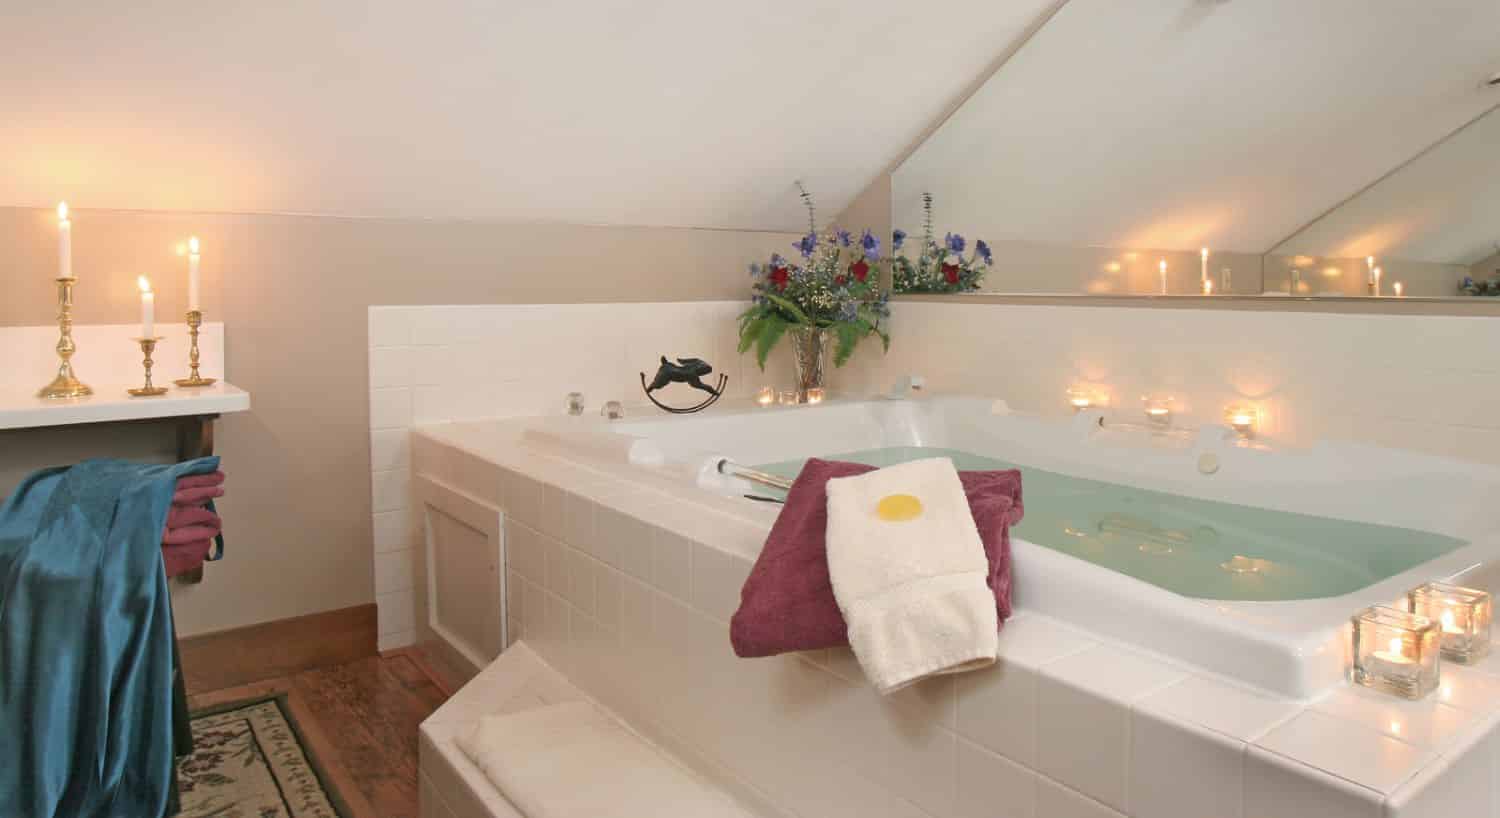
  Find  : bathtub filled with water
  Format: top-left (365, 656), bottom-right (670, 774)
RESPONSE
top-left (568, 395), bottom-right (1500, 698)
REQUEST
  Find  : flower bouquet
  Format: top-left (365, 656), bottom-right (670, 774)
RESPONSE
top-left (1461, 274), bottom-right (1500, 297)
top-left (738, 185), bottom-right (891, 396)
top-left (891, 193), bottom-right (991, 293)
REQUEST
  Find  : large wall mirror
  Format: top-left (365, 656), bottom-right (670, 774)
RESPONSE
top-left (891, 0), bottom-right (1500, 301)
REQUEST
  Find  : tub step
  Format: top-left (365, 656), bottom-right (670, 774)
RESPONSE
top-left (457, 700), bottom-right (755, 818)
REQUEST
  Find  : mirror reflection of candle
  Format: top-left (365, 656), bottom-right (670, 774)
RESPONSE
top-left (1159, 259), bottom-right (1168, 294)
top-left (1393, 281), bottom-right (1404, 297)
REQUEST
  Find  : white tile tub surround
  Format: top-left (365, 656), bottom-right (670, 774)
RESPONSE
top-left (418, 421), bottom-right (1500, 818)
top-left (835, 302), bottom-right (1500, 466)
top-left (368, 301), bottom-right (795, 650)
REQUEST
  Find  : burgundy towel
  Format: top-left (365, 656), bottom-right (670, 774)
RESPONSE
top-left (163, 524), bottom-right (221, 546)
top-left (172, 486), bottom-right (225, 506)
top-left (162, 540), bottom-right (214, 578)
top-left (166, 505), bottom-right (220, 530)
top-left (729, 458), bottom-right (1023, 659)
top-left (176, 471), bottom-right (225, 490)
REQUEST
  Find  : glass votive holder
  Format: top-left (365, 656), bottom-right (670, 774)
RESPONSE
top-left (1224, 405), bottom-right (1257, 439)
top-left (1408, 581), bottom-right (1492, 664)
top-left (805, 387), bottom-right (825, 405)
top-left (778, 389), bottom-right (799, 406)
top-left (1142, 396), bottom-right (1173, 428)
top-left (565, 392), bottom-right (586, 416)
top-left (755, 386), bottom-right (776, 407)
top-left (600, 400), bottom-right (624, 420)
top-left (1350, 605), bottom-right (1441, 700)
top-left (1066, 387), bottom-right (1095, 413)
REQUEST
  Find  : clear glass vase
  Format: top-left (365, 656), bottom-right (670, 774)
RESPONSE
top-left (789, 326), bottom-right (830, 401)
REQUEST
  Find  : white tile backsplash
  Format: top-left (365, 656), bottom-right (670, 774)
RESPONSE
top-left (836, 303), bottom-right (1500, 465)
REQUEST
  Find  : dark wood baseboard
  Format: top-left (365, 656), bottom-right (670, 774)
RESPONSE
top-left (180, 603), bottom-right (377, 695)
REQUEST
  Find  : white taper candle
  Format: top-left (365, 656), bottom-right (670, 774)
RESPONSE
top-left (58, 203), bottom-right (72, 280)
top-left (138, 276), bottom-right (154, 337)
top-left (188, 236), bottom-right (201, 311)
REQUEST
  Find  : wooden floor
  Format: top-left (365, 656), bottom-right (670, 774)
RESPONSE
top-left (188, 652), bottom-right (449, 818)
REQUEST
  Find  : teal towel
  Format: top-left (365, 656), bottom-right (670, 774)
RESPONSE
top-left (1, 456), bottom-right (220, 818)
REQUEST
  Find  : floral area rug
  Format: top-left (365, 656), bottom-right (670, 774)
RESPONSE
top-left (177, 694), bottom-right (349, 817)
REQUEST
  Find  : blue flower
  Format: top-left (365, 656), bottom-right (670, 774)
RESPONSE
top-left (770, 253), bottom-right (786, 268)
top-left (892, 229), bottom-right (907, 251)
top-left (749, 262), bottom-right (762, 277)
top-left (795, 233), bottom-right (817, 259)
top-left (945, 232), bottom-right (966, 254)
top-left (837, 229), bottom-right (852, 247)
top-left (838, 301), bottom-right (859, 322)
top-left (975, 239), bottom-right (992, 265)
top-left (860, 228), bottom-right (880, 259)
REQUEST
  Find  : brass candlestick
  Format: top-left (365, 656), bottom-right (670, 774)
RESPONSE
top-left (128, 337), bottom-right (169, 397)
top-left (37, 277), bottom-right (94, 399)
top-left (174, 310), bottom-right (216, 387)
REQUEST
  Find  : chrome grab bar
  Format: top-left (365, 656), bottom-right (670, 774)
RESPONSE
top-left (716, 458), bottom-right (793, 491)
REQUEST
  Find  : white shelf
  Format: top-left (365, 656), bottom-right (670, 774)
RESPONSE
top-left (0, 381), bottom-right (251, 430)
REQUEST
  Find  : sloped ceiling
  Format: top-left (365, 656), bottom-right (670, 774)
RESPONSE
top-left (894, 0), bottom-right (1500, 255)
top-left (1275, 104), bottom-right (1500, 265)
top-left (0, 0), bottom-right (1058, 231)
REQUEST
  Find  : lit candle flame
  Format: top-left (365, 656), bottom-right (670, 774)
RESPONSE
top-left (189, 236), bottom-right (200, 255)
top-left (57, 202), bottom-right (69, 222)
top-left (137, 275), bottom-right (152, 293)
top-left (1200, 247), bottom-right (1209, 259)
top-left (1393, 282), bottom-right (1404, 297)
top-left (1388, 636), bottom-right (1403, 657)
top-left (1441, 609), bottom-right (1457, 633)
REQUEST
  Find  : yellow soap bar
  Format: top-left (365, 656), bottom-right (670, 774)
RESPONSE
top-left (876, 493), bottom-right (924, 522)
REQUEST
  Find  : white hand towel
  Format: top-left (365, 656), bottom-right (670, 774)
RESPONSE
top-left (456, 701), bottom-right (754, 818)
top-left (825, 457), bottom-right (998, 694)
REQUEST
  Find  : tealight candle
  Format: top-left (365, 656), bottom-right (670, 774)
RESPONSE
top-left (137, 276), bottom-right (155, 337)
top-left (1202, 279), bottom-right (1214, 295)
top-left (778, 389), bottom-right (798, 406)
top-left (1408, 581), bottom-right (1491, 664)
top-left (1225, 405), bottom-right (1256, 439)
top-left (1393, 281), bottom-right (1404, 297)
top-left (755, 386), bottom-right (776, 407)
top-left (1142, 396), bottom-right (1172, 428)
top-left (1351, 605), bottom-right (1440, 700)
top-left (805, 387), bottom-right (825, 405)
top-left (1066, 388), bottom-right (1094, 412)
top-left (1158, 259), bottom-right (1168, 294)
top-left (57, 202), bottom-right (72, 280)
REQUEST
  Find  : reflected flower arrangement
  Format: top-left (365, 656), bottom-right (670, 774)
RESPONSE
top-left (891, 193), bottom-right (991, 294)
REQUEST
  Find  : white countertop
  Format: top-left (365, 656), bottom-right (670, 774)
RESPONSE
top-left (0, 382), bottom-right (251, 430)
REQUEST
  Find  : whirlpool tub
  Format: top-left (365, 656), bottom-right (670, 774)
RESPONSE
top-left (530, 395), bottom-right (1500, 698)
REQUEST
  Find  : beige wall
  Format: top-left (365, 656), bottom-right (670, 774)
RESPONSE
top-left (1474, 249), bottom-right (1500, 280)
top-left (1, 206), bottom-right (793, 636)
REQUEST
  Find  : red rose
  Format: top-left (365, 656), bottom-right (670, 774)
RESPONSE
top-left (850, 259), bottom-right (870, 282)
top-left (942, 263), bottom-right (960, 284)
top-left (834, 275), bottom-right (847, 286)
top-left (770, 266), bottom-right (789, 291)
